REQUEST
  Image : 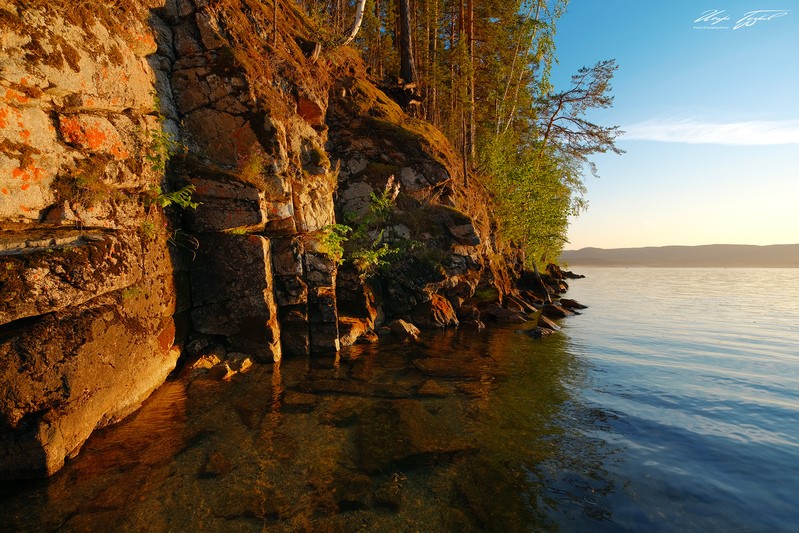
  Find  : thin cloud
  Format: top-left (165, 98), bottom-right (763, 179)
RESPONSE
top-left (622, 119), bottom-right (799, 145)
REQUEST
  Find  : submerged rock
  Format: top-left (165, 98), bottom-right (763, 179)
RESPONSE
top-left (353, 399), bottom-right (476, 473)
top-left (412, 358), bottom-right (496, 381)
top-left (388, 319), bottom-right (421, 342)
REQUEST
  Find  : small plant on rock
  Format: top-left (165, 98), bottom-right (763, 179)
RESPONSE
top-left (146, 93), bottom-right (184, 173)
top-left (342, 175), bottom-right (402, 276)
top-left (318, 223), bottom-right (351, 265)
top-left (146, 184), bottom-right (199, 210)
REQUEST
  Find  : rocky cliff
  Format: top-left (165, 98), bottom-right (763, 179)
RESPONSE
top-left (0, 0), bottom-right (549, 479)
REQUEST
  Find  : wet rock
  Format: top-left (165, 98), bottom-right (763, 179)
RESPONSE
top-left (455, 382), bottom-right (492, 398)
top-left (507, 294), bottom-right (538, 313)
top-left (225, 352), bottom-right (254, 374)
top-left (546, 263), bottom-right (585, 279)
top-left (535, 327), bottom-right (558, 338)
top-left (443, 507), bottom-right (478, 532)
top-left (519, 290), bottom-right (546, 308)
top-left (199, 450), bottom-right (232, 478)
top-left (296, 379), bottom-right (413, 399)
top-left (453, 455), bottom-right (531, 532)
top-left (338, 317), bottom-right (372, 347)
top-left (190, 234), bottom-right (281, 362)
top-left (319, 397), bottom-right (363, 427)
top-left (412, 358), bottom-right (495, 381)
top-left (332, 468), bottom-right (372, 510)
top-left (517, 327), bottom-right (557, 339)
top-left (559, 298), bottom-right (588, 310)
top-left (374, 473), bottom-right (406, 511)
top-left (207, 362), bottom-right (235, 381)
top-left (460, 318), bottom-right (486, 330)
top-left (356, 330), bottom-right (379, 344)
top-left (536, 315), bottom-right (561, 332)
top-left (387, 319), bottom-right (421, 342)
top-left (409, 294), bottom-right (459, 329)
top-left (185, 352), bottom-right (224, 378)
top-left (541, 303), bottom-right (574, 319)
top-left (482, 304), bottom-right (528, 323)
top-left (0, 277), bottom-right (178, 478)
top-left (417, 380), bottom-right (450, 398)
top-left (353, 400), bottom-right (476, 473)
top-left (281, 391), bottom-right (318, 412)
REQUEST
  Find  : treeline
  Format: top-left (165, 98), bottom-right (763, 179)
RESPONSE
top-left (297, 0), bottom-right (622, 265)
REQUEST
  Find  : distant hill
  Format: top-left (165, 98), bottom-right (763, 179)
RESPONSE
top-left (559, 244), bottom-right (799, 268)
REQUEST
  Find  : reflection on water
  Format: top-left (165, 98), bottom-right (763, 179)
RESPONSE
top-left (0, 325), bottom-right (612, 532)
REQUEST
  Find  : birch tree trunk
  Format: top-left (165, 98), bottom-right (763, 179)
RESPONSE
top-left (342, 0), bottom-right (368, 46)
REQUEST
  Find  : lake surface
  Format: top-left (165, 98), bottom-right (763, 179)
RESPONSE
top-left (1, 268), bottom-right (797, 531)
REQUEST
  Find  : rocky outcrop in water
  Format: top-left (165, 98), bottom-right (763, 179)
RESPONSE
top-left (0, 0), bottom-right (567, 479)
top-left (0, 1), bottom-right (180, 478)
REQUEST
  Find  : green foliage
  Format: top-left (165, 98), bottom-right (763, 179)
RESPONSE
top-left (53, 154), bottom-right (118, 208)
top-left (319, 223), bottom-right (351, 265)
top-left (146, 94), bottom-right (183, 173)
top-left (140, 219), bottom-right (157, 240)
top-left (145, 126), bottom-right (181, 173)
top-left (239, 149), bottom-right (266, 185)
top-left (121, 286), bottom-right (143, 300)
top-left (319, 177), bottom-right (402, 275)
top-left (146, 184), bottom-right (199, 210)
top-left (350, 230), bottom-right (394, 274)
top-left (481, 132), bottom-right (573, 265)
top-left (299, 1), bottom-right (620, 267)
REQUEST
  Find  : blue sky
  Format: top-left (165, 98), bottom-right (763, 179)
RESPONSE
top-left (552, 1), bottom-right (799, 249)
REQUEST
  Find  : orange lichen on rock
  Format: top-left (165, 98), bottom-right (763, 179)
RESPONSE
top-left (11, 164), bottom-right (45, 183)
top-left (58, 114), bottom-right (128, 157)
top-left (3, 88), bottom-right (30, 105)
top-left (109, 143), bottom-right (129, 159)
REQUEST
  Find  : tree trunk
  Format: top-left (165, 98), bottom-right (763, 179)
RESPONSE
top-left (466, 0), bottom-right (475, 162)
top-left (428, 0), bottom-right (439, 125)
top-left (342, 0), bottom-right (368, 46)
top-left (398, 0), bottom-right (418, 85)
top-left (532, 261), bottom-right (552, 304)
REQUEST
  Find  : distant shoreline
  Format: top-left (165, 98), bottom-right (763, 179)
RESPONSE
top-left (560, 244), bottom-right (799, 268)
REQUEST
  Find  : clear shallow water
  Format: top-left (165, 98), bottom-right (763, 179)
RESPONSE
top-left (1, 268), bottom-right (797, 531)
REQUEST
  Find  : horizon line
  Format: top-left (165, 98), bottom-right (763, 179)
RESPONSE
top-left (563, 242), bottom-right (799, 251)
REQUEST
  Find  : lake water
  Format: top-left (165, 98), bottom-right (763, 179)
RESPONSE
top-left (1, 268), bottom-right (797, 531)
